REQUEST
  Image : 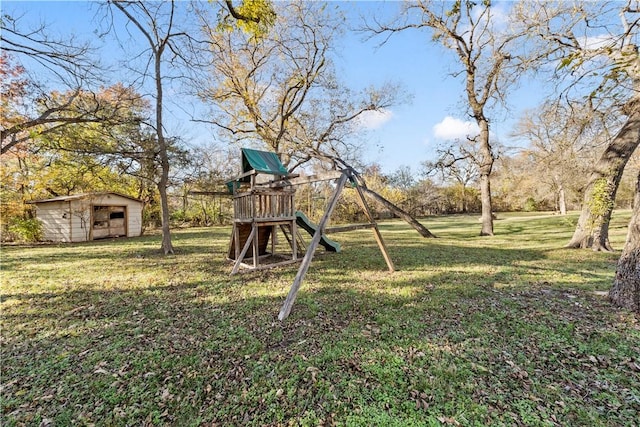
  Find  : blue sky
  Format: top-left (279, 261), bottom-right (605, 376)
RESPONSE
top-left (5, 1), bottom-right (551, 175)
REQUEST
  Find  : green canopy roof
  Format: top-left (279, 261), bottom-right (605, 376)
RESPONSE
top-left (241, 148), bottom-right (288, 176)
top-left (225, 148), bottom-right (290, 192)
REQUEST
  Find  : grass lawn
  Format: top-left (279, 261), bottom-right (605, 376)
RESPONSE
top-left (1, 211), bottom-right (639, 426)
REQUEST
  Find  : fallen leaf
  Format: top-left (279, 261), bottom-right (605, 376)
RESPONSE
top-left (306, 366), bottom-right (320, 382)
top-left (437, 415), bottom-right (460, 425)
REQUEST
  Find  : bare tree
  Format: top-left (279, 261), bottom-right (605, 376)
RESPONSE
top-left (108, 0), bottom-right (276, 254)
top-left (197, 1), bottom-right (404, 171)
top-left (369, 1), bottom-right (534, 235)
top-left (512, 102), bottom-right (610, 215)
top-left (423, 143), bottom-right (480, 213)
top-left (108, 0), bottom-right (189, 254)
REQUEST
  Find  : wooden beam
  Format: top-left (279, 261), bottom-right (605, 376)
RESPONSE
top-left (325, 223), bottom-right (377, 233)
top-left (235, 258), bottom-right (300, 272)
top-left (233, 169), bottom-right (257, 181)
top-left (360, 186), bottom-right (436, 238)
top-left (188, 191), bottom-right (231, 196)
top-left (267, 170), bottom-right (343, 188)
top-left (278, 172), bottom-right (349, 321)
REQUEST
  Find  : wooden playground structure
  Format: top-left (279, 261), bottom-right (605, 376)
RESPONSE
top-left (225, 148), bottom-right (398, 320)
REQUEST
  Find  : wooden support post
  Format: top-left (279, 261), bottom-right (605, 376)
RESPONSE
top-left (292, 219), bottom-right (297, 261)
top-left (252, 223), bottom-right (259, 269)
top-left (296, 230), bottom-right (306, 254)
top-left (352, 175), bottom-right (395, 273)
top-left (278, 173), bottom-right (349, 321)
top-left (278, 221), bottom-right (298, 261)
top-left (233, 223), bottom-right (240, 260)
top-left (271, 224), bottom-right (276, 256)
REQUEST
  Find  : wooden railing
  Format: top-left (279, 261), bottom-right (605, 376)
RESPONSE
top-left (233, 188), bottom-right (295, 221)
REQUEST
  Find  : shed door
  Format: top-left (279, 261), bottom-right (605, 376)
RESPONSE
top-left (92, 206), bottom-right (127, 239)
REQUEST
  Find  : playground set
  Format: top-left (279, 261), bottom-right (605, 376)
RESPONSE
top-left (225, 148), bottom-right (395, 320)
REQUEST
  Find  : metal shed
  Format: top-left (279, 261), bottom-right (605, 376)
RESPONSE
top-left (27, 192), bottom-right (143, 243)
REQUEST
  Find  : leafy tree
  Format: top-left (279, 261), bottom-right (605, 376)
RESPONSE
top-left (490, 153), bottom-right (553, 212)
top-left (0, 82), bottom-right (148, 235)
top-left (33, 83), bottom-right (170, 194)
top-left (219, 0), bottom-right (276, 36)
top-left (0, 13), bottom-right (126, 155)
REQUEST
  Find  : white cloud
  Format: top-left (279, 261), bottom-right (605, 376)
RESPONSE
top-left (581, 34), bottom-right (614, 51)
top-left (433, 116), bottom-right (479, 141)
top-left (471, 2), bottom-right (510, 29)
top-left (356, 109), bottom-right (393, 130)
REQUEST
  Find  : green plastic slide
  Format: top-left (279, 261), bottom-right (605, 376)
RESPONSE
top-left (295, 211), bottom-right (341, 253)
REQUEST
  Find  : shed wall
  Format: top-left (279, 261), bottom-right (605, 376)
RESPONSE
top-left (69, 199), bottom-right (91, 242)
top-left (90, 194), bottom-right (142, 237)
top-left (34, 193), bottom-right (143, 242)
top-left (36, 202), bottom-right (72, 242)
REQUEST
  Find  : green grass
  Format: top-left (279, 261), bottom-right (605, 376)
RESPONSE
top-left (2, 211), bottom-right (639, 426)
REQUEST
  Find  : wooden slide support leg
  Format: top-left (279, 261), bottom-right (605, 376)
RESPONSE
top-left (278, 173), bottom-right (349, 321)
top-left (231, 226), bottom-right (256, 275)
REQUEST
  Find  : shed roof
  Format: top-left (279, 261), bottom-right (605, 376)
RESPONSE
top-left (27, 192), bottom-right (142, 204)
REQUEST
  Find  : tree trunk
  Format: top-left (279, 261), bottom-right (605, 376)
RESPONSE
top-left (558, 184), bottom-right (567, 215)
top-left (566, 108), bottom-right (640, 251)
top-left (360, 186), bottom-right (437, 238)
top-left (155, 49), bottom-right (174, 255)
top-left (478, 119), bottom-right (494, 236)
top-left (609, 171), bottom-right (640, 313)
top-left (461, 184), bottom-right (468, 213)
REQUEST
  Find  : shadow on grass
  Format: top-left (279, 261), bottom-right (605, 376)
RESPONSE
top-left (332, 240), bottom-right (545, 269)
top-left (3, 273), bottom-right (639, 426)
top-left (2, 222), bottom-right (637, 425)
top-left (1, 228), bottom-right (232, 274)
